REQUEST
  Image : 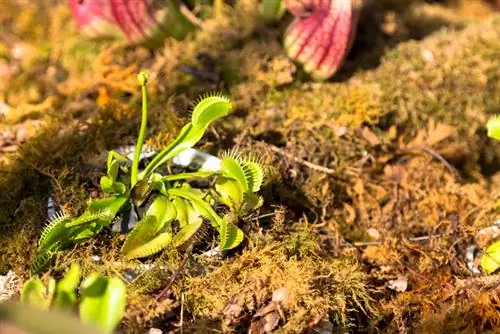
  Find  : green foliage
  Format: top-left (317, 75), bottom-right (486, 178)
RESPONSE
top-left (53, 263), bottom-right (80, 310)
top-left (481, 241), bottom-right (500, 274)
top-left (21, 263), bottom-right (126, 333)
top-left (21, 277), bottom-right (55, 310)
top-left (33, 71), bottom-right (265, 271)
top-left (79, 275), bottom-right (127, 333)
top-left (487, 116), bottom-right (500, 141)
top-left (259, 0), bottom-right (286, 21)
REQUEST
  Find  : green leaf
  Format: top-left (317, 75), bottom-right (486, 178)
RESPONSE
top-left (65, 209), bottom-right (113, 228)
top-left (66, 196), bottom-right (127, 228)
top-left (143, 94), bottom-right (232, 177)
top-left (151, 173), bottom-right (169, 196)
top-left (168, 188), bottom-right (224, 230)
top-left (100, 176), bottom-right (127, 195)
top-left (172, 217), bottom-right (203, 247)
top-left (487, 116), bottom-right (500, 141)
top-left (172, 196), bottom-right (189, 228)
top-left (244, 193), bottom-right (264, 212)
top-left (31, 245), bottom-right (60, 276)
top-left (100, 176), bottom-right (115, 193)
top-left (259, 0), bottom-right (286, 21)
top-left (146, 195), bottom-right (177, 227)
top-left (79, 275), bottom-right (126, 334)
top-left (88, 196), bottom-right (128, 217)
top-left (21, 278), bottom-right (55, 310)
top-left (106, 151), bottom-right (128, 175)
top-left (121, 196), bottom-right (177, 259)
top-left (481, 241), bottom-right (500, 274)
top-left (107, 159), bottom-right (120, 181)
top-left (161, 171), bottom-right (218, 182)
top-left (53, 263), bottom-right (80, 311)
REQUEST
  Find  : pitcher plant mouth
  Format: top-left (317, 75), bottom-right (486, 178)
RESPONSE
top-left (283, 0), bottom-right (361, 80)
top-left (68, 0), bottom-right (196, 46)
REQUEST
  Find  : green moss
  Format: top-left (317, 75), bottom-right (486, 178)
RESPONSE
top-left (183, 229), bottom-right (373, 333)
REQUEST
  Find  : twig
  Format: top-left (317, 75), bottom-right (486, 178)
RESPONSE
top-left (155, 240), bottom-right (196, 301)
top-left (401, 146), bottom-right (461, 181)
top-left (267, 145), bottom-right (336, 175)
top-left (456, 273), bottom-right (500, 289)
top-left (249, 212), bottom-right (276, 221)
top-left (180, 4), bottom-right (214, 32)
top-left (347, 234), bottom-right (443, 247)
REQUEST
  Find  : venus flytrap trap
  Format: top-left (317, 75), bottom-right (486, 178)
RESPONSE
top-left (33, 71), bottom-right (265, 274)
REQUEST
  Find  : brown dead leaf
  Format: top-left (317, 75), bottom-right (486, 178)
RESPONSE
top-left (404, 119), bottom-right (456, 148)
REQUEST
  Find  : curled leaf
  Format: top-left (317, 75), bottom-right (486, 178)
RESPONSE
top-left (284, 0), bottom-right (360, 80)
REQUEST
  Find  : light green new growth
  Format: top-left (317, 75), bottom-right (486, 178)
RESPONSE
top-left (487, 115), bottom-right (500, 141)
top-left (481, 241), bottom-right (500, 274)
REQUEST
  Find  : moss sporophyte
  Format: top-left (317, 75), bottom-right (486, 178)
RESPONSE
top-left (32, 71), bottom-right (265, 275)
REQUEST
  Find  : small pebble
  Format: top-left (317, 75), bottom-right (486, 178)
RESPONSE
top-left (91, 255), bottom-right (102, 263)
top-left (388, 276), bottom-right (408, 292)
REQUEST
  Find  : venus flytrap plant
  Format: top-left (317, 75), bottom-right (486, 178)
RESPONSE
top-left (33, 71), bottom-right (265, 273)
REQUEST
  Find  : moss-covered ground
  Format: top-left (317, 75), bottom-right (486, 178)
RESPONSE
top-left (1, 0), bottom-right (500, 332)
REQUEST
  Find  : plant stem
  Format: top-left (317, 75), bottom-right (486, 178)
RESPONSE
top-left (155, 239), bottom-right (195, 301)
top-left (131, 72), bottom-right (149, 187)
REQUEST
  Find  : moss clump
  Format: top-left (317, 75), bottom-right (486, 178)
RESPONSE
top-left (183, 226), bottom-right (373, 333)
